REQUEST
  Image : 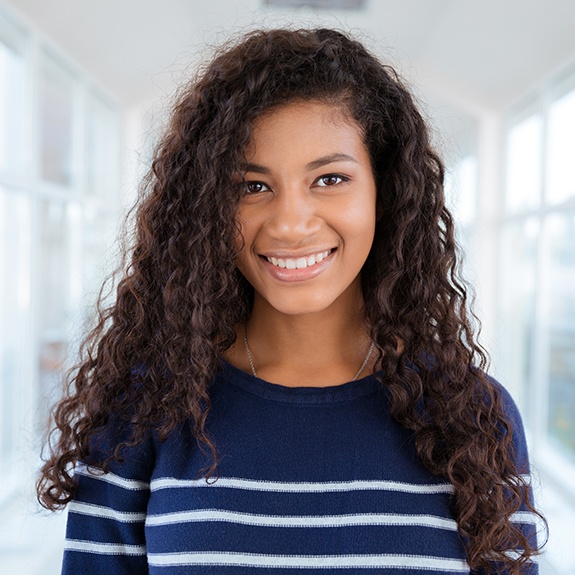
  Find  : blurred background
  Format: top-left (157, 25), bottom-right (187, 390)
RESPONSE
top-left (0, 0), bottom-right (573, 573)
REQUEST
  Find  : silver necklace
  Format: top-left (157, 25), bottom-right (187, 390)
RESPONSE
top-left (242, 324), bottom-right (375, 381)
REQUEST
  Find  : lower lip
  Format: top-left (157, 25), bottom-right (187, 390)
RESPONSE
top-left (259, 251), bottom-right (336, 283)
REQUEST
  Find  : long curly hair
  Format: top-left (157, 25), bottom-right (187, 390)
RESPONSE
top-left (37, 28), bottom-right (543, 573)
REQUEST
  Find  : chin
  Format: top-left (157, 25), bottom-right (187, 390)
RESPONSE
top-left (265, 294), bottom-right (339, 317)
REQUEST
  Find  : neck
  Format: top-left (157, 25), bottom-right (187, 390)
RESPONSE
top-left (228, 290), bottom-right (375, 387)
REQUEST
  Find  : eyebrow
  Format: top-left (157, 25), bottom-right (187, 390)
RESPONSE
top-left (241, 153), bottom-right (358, 175)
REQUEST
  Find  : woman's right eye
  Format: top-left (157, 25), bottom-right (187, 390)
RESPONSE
top-left (243, 181), bottom-right (270, 195)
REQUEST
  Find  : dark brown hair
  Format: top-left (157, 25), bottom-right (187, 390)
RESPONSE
top-left (37, 28), bottom-right (543, 573)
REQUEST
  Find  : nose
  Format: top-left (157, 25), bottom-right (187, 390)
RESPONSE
top-left (264, 185), bottom-right (322, 243)
top-left (267, 185), bottom-right (321, 244)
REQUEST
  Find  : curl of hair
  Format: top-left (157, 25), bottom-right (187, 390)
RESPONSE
top-left (37, 28), bottom-right (544, 573)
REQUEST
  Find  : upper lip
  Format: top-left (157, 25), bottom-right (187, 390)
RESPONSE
top-left (259, 247), bottom-right (335, 259)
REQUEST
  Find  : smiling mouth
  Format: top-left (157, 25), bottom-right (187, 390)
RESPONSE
top-left (261, 248), bottom-right (335, 270)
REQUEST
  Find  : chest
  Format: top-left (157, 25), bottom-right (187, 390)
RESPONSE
top-left (143, 401), bottom-right (470, 574)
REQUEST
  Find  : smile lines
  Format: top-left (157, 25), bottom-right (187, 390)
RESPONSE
top-left (264, 249), bottom-right (333, 270)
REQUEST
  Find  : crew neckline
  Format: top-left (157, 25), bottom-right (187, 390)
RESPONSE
top-left (218, 359), bottom-right (384, 405)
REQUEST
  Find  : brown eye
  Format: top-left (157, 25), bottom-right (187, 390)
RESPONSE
top-left (244, 181), bottom-right (270, 194)
top-left (315, 174), bottom-right (348, 187)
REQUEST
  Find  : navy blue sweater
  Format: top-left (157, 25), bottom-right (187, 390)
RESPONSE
top-left (63, 361), bottom-right (538, 574)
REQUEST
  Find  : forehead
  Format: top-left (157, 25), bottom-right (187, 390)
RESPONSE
top-left (246, 101), bottom-right (366, 161)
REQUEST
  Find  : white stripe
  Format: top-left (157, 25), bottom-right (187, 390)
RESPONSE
top-left (505, 550), bottom-right (539, 563)
top-left (486, 549), bottom-right (539, 563)
top-left (65, 539), bottom-right (146, 556)
top-left (146, 509), bottom-right (457, 530)
top-left (151, 477), bottom-right (453, 494)
top-left (75, 463), bottom-right (150, 491)
top-left (147, 552), bottom-right (469, 571)
top-left (69, 500), bottom-right (146, 523)
top-left (511, 511), bottom-right (538, 525)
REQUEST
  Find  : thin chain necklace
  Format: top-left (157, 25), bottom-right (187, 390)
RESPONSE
top-left (242, 324), bottom-right (375, 381)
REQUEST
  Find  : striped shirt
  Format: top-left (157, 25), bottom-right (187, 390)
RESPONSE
top-left (63, 361), bottom-right (538, 574)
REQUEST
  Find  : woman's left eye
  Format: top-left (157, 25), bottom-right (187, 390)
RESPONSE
top-left (243, 181), bottom-right (270, 194)
top-left (315, 174), bottom-right (348, 187)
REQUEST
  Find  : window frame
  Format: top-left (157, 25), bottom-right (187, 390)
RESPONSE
top-left (0, 4), bottom-right (120, 507)
top-left (499, 63), bottom-right (575, 499)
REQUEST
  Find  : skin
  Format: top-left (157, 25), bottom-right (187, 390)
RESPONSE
top-left (225, 101), bottom-right (378, 387)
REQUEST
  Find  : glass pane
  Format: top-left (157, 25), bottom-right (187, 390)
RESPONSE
top-left (0, 187), bottom-right (31, 464)
top-left (546, 88), bottom-right (575, 205)
top-left (0, 22), bottom-right (25, 173)
top-left (39, 51), bottom-right (75, 186)
top-left (546, 213), bottom-right (575, 461)
top-left (85, 92), bottom-right (119, 199)
top-left (445, 155), bottom-right (477, 227)
top-left (499, 218), bottom-right (539, 416)
top-left (37, 200), bottom-right (72, 424)
top-left (82, 206), bottom-right (116, 306)
top-left (505, 115), bottom-right (542, 213)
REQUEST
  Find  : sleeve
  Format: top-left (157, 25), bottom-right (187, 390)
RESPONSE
top-left (61, 420), bottom-right (155, 574)
top-left (471, 380), bottom-right (541, 575)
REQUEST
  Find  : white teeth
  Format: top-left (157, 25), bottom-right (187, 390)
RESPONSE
top-left (265, 250), bottom-right (331, 269)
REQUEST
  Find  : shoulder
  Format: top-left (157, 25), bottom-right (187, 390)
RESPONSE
top-left (83, 365), bottom-right (160, 470)
top-left (83, 411), bottom-right (157, 481)
top-left (485, 375), bottom-right (522, 417)
top-left (485, 375), bottom-right (531, 471)
top-left (485, 375), bottom-right (525, 429)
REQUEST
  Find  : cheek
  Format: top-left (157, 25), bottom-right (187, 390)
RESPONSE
top-left (340, 201), bottom-right (377, 248)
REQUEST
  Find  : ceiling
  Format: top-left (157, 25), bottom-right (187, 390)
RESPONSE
top-left (5, 0), bottom-right (575, 111)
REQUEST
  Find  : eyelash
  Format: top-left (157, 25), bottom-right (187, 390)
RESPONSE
top-left (315, 174), bottom-right (349, 187)
top-left (243, 181), bottom-right (270, 195)
top-left (242, 174), bottom-right (349, 195)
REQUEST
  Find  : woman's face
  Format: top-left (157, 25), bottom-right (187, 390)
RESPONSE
top-left (235, 101), bottom-right (377, 318)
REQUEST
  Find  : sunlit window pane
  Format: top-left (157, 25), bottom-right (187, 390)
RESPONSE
top-left (0, 20), bottom-right (25, 174)
top-left (546, 89), bottom-right (575, 205)
top-left (36, 200), bottom-right (74, 424)
top-left (505, 115), bottom-right (542, 212)
top-left (499, 218), bottom-right (539, 415)
top-left (82, 206), bottom-right (116, 305)
top-left (444, 154), bottom-right (478, 279)
top-left (39, 51), bottom-right (75, 186)
top-left (546, 214), bottom-right (575, 461)
top-left (0, 187), bottom-right (31, 464)
top-left (85, 92), bottom-right (119, 198)
top-left (445, 155), bottom-right (477, 227)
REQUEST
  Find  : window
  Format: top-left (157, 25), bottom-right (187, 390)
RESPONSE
top-left (39, 50), bottom-right (76, 186)
top-left (0, 187), bottom-right (32, 465)
top-left (431, 103), bottom-right (479, 281)
top-left (500, 73), bottom-right (575, 481)
top-left (0, 6), bottom-right (120, 496)
top-left (505, 114), bottom-right (542, 213)
top-left (0, 11), bottom-right (26, 175)
top-left (445, 153), bottom-right (478, 259)
top-left (546, 213), bottom-right (575, 461)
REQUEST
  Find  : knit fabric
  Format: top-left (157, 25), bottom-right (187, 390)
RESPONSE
top-left (62, 361), bottom-right (538, 574)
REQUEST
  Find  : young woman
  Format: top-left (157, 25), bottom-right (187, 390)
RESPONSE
top-left (38, 28), bottom-right (543, 574)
